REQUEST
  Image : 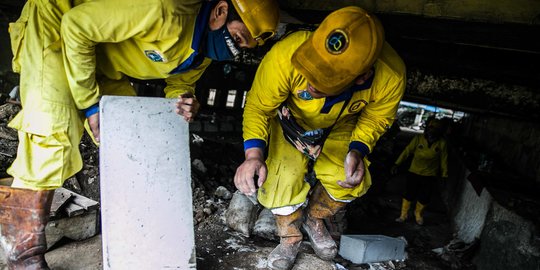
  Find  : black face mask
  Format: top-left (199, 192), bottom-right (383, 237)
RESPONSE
top-left (205, 24), bottom-right (240, 61)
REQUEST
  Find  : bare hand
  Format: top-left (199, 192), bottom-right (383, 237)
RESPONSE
top-left (234, 148), bottom-right (267, 196)
top-left (88, 112), bottom-right (100, 143)
top-left (175, 93), bottom-right (200, 122)
top-left (338, 150), bottom-right (365, 188)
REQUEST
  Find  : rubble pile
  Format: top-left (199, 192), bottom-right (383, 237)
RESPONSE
top-left (0, 103), bottom-right (19, 176)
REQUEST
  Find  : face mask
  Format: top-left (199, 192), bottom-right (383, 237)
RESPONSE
top-left (205, 24), bottom-right (240, 61)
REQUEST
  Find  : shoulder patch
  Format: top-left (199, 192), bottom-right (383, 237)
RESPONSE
top-left (145, 50), bottom-right (167, 63)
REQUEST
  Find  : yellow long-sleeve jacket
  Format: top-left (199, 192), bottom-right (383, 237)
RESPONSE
top-left (243, 31), bottom-right (406, 155)
top-left (61, 0), bottom-right (212, 110)
top-left (395, 134), bottom-right (449, 177)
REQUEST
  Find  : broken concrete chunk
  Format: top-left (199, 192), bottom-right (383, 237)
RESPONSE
top-left (192, 159), bottom-right (207, 173)
top-left (253, 208), bottom-right (278, 241)
top-left (338, 235), bottom-right (407, 264)
top-left (215, 186), bottom-right (233, 200)
top-left (45, 210), bottom-right (99, 249)
top-left (50, 190), bottom-right (74, 218)
top-left (226, 191), bottom-right (259, 236)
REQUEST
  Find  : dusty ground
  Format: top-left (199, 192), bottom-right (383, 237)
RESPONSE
top-left (0, 100), bottom-right (472, 269)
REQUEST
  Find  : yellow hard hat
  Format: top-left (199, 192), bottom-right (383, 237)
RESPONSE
top-left (230, 0), bottom-right (280, 46)
top-left (292, 6), bottom-right (384, 96)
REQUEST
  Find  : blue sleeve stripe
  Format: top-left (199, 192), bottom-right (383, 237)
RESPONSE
top-left (244, 139), bottom-right (266, 151)
top-left (349, 141), bottom-right (370, 157)
top-left (84, 104), bottom-right (99, 118)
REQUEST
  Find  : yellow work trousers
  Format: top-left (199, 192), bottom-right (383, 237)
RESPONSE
top-left (258, 117), bottom-right (372, 209)
top-left (7, 0), bottom-right (135, 190)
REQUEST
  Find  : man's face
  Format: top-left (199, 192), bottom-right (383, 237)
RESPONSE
top-left (305, 83), bottom-right (330, 99)
top-left (304, 70), bottom-right (374, 99)
top-left (226, 21), bottom-right (257, 48)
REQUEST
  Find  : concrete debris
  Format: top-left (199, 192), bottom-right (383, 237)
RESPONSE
top-left (0, 101), bottom-right (19, 141)
top-left (191, 133), bottom-right (204, 144)
top-left (0, 103), bottom-right (20, 120)
top-left (9, 85), bottom-right (19, 101)
top-left (432, 238), bottom-right (478, 269)
top-left (291, 252), bottom-right (338, 270)
top-left (215, 186), bottom-right (233, 200)
top-left (225, 236), bottom-right (257, 253)
top-left (192, 158), bottom-right (208, 173)
top-left (226, 191), bottom-right (259, 236)
top-left (46, 188), bottom-right (100, 248)
top-left (368, 261), bottom-right (400, 270)
top-left (252, 208), bottom-right (278, 241)
top-left (339, 235), bottom-right (407, 264)
top-left (0, 126), bottom-right (17, 141)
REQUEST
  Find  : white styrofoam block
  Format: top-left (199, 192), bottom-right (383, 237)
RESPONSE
top-left (100, 96), bottom-right (195, 270)
top-left (339, 234), bottom-right (406, 264)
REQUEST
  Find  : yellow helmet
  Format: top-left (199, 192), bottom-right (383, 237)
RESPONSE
top-left (230, 0), bottom-right (280, 46)
top-left (292, 6), bottom-right (384, 96)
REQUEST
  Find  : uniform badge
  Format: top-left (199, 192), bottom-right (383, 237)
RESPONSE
top-left (145, 50), bottom-right (166, 62)
top-left (298, 90), bottom-right (313, 100)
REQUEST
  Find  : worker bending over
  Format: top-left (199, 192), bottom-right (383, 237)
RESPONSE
top-left (234, 6), bottom-right (406, 270)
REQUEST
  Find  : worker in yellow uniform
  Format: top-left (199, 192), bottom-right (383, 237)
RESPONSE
top-left (1, 0), bottom-right (279, 268)
top-left (234, 7), bottom-right (406, 270)
top-left (392, 118), bottom-right (448, 225)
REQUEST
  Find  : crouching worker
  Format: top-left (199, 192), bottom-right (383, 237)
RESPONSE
top-left (2, 0), bottom-right (279, 268)
top-left (234, 6), bottom-right (406, 270)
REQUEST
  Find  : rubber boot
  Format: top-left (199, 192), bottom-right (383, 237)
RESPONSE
top-left (0, 186), bottom-right (54, 270)
top-left (267, 208), bottom-right (303, 270)
top-left (395, 198), bottom-right (411, 222)
top-left (303, 183), bottom-right (346, 261)
top-left (414, 202), bottom-right (426, 225)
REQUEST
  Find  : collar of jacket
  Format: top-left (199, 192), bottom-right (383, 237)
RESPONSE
top-left (169, 1), bottom-right (214, 74)
top-left (320, 67), bottom-right (375, 114)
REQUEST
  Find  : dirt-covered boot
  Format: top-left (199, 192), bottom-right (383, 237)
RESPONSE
top-left (303, 184), bottom-right (346, 261)
top-left (0, 186), bottom-right (54, 270)
top-left (395, 198), bottom-right (411, 222)
top-left (414, 202), bottom-right (426, 225)
top-left (267, 208), bottom-right (303, 270)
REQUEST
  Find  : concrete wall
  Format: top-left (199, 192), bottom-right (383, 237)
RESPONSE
top-left (465, 114), bottom-right (540, 183)
top-left (474, 202), bottom-right (540, 270)
top-left (452, 169), bottom-right (492, 243)
top-left (448, 148), bottom-right (540, 269)
top-left (447, 113), bottom-right (540, 269)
